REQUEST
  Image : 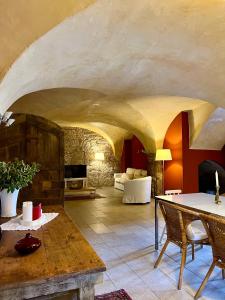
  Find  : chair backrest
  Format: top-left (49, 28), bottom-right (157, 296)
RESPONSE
top-left (200, 213), bottom-right (225, 264)
top-left (159, 200), bottom-right (199, 245)
top-left (159, 200), bottom-right (185, 245)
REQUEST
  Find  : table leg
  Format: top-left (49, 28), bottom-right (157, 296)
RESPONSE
top-left (77, 285), bottom-right (95, 300)
top-left (155, 197), bottom-right (159, 250)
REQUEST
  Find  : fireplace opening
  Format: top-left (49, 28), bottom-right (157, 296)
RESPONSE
top-left (199, 160), bottom-right (225, 195)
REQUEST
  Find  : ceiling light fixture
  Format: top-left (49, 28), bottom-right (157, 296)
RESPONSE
top-left (0, 112), bottom-right (15, 127)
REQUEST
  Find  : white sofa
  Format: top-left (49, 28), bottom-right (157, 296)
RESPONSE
top-left (114, 168), bottom-right (148, 191)
top-left (123, 176), bottom-right (152, 204)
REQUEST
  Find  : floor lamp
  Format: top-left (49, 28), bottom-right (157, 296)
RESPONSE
top-left (95, 152), bottom-right (105, 187)
top-left (155, 149), bottom-right (172, 194)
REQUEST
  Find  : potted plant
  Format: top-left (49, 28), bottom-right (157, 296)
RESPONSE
top-left (0, 160), bottom-right (39, 217)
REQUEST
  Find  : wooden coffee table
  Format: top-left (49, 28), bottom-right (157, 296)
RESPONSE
top-left (0, 206), bottom-right (106, 299)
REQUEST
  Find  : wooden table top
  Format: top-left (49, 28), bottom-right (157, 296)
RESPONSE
top-left (156, 193), bottom-right (225, 217)
top-left (0, 205), bottom-right (106, 291)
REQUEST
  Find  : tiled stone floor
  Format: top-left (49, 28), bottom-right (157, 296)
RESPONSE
top-left (64, 187), bottom-right (225, 300)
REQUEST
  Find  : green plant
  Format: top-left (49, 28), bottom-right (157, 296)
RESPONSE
top-left (0, 160), bottom-right (40, 193)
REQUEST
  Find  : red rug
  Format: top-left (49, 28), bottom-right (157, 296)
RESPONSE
top-left (95, 289), bottom-right (132, 300)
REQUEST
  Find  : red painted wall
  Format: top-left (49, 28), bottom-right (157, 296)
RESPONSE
top-left (120, 139), bottom-right (132, 172)
top-left (120, 136), bottom-right (148, 171)
top-left (131, 136), bottom-right (148, 169)
top-left (182, 112), bottom-right (225, 193)
top-left (163, 113), bottom-right (183, 191)
top-left (164, 112), bottom-right (225, 193)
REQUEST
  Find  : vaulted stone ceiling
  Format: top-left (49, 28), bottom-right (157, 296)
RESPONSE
top-left (64, 122), bottom-right (132, 158)
top-left (191, 108), bottom-right (225, 150)
top-left (1, 0), bottom-right (225, 152)
top-left (0, 0), bottom-right (95, 79)
top-left (10, 89), bottom-right (212, 152)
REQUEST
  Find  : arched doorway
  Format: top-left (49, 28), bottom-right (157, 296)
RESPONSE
top-left (199, 160), bottom-right (225, 194)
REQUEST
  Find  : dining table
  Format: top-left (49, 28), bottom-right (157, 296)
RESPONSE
top-left (0, 205), bottom-right (106, 300)
top-left (155, 192), bottom-right (225, 250)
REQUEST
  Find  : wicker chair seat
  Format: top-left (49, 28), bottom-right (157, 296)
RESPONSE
top-left (187, 220), bottom-right (208, 241)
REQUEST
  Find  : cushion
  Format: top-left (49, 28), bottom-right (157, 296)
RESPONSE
top-left (133, 169), bottom-right (142, 179)
top-left (126, 168), bottom-right (135, 175)
top-left (186, 220), bottom-right (208, 241)
top-left (121, 173), bottom-right (132, 180)
top-left (127, 173), bottom-right (134, 180)
top-left (141, 170), bottom-right (147, 176)
top-left (117, 178), bottom-right (126, 184)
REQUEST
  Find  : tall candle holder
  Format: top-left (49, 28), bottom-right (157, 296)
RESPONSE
top-left (215, 185), bottom-right (221, 205)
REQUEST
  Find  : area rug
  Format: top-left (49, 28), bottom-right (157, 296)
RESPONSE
top-left (64, 193), bottom-right (106, 201)
top-left (95, 289), bottom-right (132, 300)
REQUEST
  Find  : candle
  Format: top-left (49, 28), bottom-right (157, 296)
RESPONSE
top-left (22, 202), bottom-right (33, 222)
top-left (33, 203), bottom-right (42, 220)
top-left (215, 171), bottom-right (219, 187)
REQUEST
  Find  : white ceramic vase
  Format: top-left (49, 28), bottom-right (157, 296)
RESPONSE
top-left (0, 189), bottom-right (19, 217)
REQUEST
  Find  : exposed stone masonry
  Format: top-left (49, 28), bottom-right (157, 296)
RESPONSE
top-left (146, 153), bottom-right (162, 197)
top-left (64, 127), bottom-right (119, 187)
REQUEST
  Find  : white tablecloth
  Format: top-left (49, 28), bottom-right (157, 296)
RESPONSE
top-left (0, 213), bottom-right (59, 231)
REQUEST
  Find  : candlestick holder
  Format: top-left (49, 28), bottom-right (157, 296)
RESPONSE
top-left (215, 185), bottom-right (221, 205)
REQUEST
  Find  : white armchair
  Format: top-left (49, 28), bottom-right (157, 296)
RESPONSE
top-left (114, 173), bottom-right (124, 190)
top-left (114, 168), bottom-right (148, 191)
top-left (123, 176), bottom-right (152, 204)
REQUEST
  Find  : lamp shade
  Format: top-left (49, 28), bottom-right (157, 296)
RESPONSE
top-left (95, 152), bottom-right (105, 161)
top-left (155, 149), bottom-right (172, 161)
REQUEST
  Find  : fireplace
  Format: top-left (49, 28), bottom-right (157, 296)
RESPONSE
top-left (199, 160), bottom-right (225, 194)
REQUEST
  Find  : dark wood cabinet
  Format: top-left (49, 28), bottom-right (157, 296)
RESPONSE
top-left (0, 114), bottom-right (64, 206)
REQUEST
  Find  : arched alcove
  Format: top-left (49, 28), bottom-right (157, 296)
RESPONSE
top-left (199, 160), bottom-right (225, 195)
top-left (163, 112), bottom-right (225, 193)
top-left (63, 127), bottom-right (119, 187)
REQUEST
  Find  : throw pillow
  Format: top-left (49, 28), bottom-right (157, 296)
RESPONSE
top-left (121, 173), bottom-right (133, 180)
top-left (141, 170), bottom-right (147, 176)
top-left (133, 169), bottom-right (142, 179)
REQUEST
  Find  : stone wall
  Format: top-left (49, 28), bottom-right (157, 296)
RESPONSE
top-left (154, 161), bottom-right (163, 196)
top-left (64, 127), bottom-right (119, 187)
top-left (145, 153), bottom-right (162, 197)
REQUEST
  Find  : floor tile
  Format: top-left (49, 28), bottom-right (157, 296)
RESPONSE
top-left (90, 223), bottom-right (113, 234)
top-left (65, 186), bottom-right (223, 299)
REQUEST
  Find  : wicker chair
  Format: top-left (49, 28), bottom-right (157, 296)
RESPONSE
top-left (195, 213), bottom-right (225, 299)
top-left (159, 189), bottom-right (182, 244)
top-left (154, 201), bottom-right (208, 290)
